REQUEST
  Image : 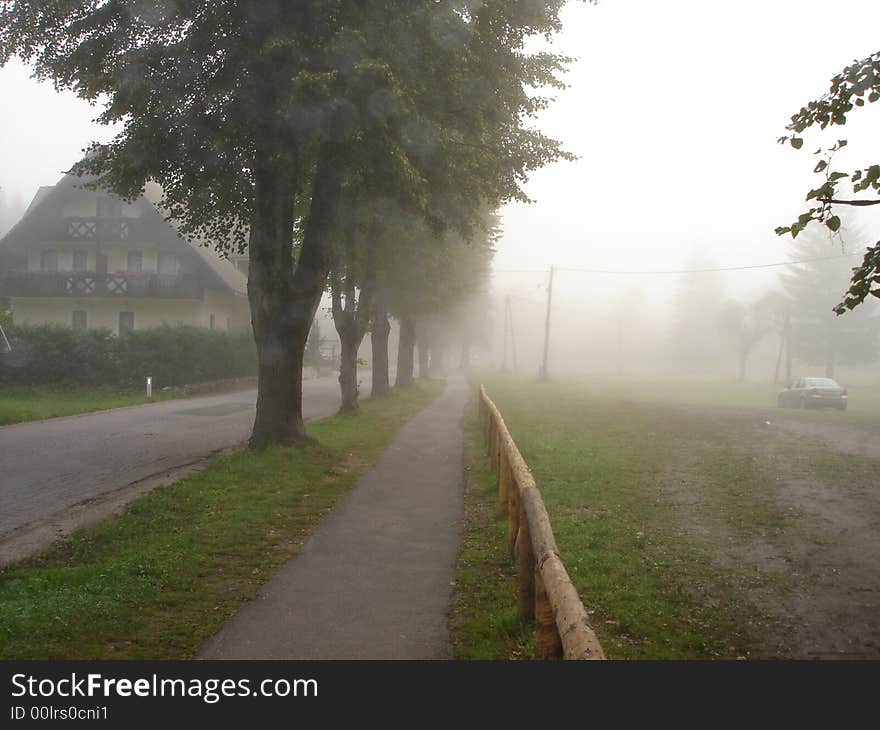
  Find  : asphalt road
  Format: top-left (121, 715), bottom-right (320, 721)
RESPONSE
top-left (0, 377), bottom-right (343, 539)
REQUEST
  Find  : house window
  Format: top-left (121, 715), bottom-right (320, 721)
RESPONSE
top-left (40, 250), bottom-right (59, 271)
top-left (209, 313), bottom-right (215, 330)
top-left (118, 311), bottom-right (135, 335)
top-left (73, 251), bottom-right (88, 272)
top-left (127, 251), bottom-right (143, 273)
top-left (158, 253), bottom-right (179, 276)
top-left (71, 310), bottom-right (87, 330)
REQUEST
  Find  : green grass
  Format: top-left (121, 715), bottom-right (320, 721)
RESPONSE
top-left (0, 385), bottom-right (178, 426)
top-left (453, 376), bottom-right (796, 659)
top-left (452, 399), bottom-right (534, 659)
top-left (559, 373), bottom-right (880, 415)
top-left (0, 380), bottom-right (444, 659)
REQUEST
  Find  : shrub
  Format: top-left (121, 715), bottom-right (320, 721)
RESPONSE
top-left (0, 324), bottom-right (256, 388)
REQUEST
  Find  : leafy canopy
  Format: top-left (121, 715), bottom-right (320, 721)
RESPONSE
top-left (776, 50), bottom-right (880, 314)
top-left (0, 1), bottom-right (582, 254)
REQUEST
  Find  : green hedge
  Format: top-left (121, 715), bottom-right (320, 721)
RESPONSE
top-left (0, 324), bottom-right (256, 388)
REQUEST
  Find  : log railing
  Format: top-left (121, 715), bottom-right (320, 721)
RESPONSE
top-left (478, 384), bottom-right (605, 660)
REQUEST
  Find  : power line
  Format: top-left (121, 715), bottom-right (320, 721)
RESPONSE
top-left (493, 252), bottom-right (862, 276)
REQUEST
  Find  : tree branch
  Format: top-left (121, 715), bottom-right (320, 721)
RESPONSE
top-left (821, 198), bottom-right (880, 207)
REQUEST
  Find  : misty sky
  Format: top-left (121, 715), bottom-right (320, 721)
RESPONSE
top-left (1, 0), bottom-right (878, 311)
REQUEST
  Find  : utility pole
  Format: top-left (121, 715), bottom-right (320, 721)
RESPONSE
top-left (509, 297), bottom-right (518, 373)
top-left (500, 295), bottom-right (519, 373)
top-left (783, 311), bottom-right (792, 385)
top-left (539, 266), bottom-right (554, 381)
top-left (500, 295), bottom-right (509, 371)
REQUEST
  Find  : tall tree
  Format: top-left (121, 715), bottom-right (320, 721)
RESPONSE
top-left (329, 194), bottom-right (381, 411)
top-left (718, 298), bottom-right (771, 382)
top-left (1, 0), bottom-right (575, 444)
top-left (781, 230), bottom-right (880, 376)
top-left (667, 249), bottom-right (728, 372)
top-left (382, 207), bottom-right (496, 385)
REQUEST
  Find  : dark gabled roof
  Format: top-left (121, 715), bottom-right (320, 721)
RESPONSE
top-left (0, 173), bottom-right (247, 297)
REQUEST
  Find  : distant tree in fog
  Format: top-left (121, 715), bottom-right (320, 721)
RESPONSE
top-left (0, 187), bottom-right (25, 238)
top-left (668, 250), bottom-right (728, 371)
top-left (781, 230), bottom-right (880, 377)
top-left (718, 299), bottom-right (772, 382)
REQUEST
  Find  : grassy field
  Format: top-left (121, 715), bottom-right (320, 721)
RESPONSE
top-left (452, 374), bottom-right (880, 659)
top-left (0, 380), bottom-right (443, 659)
top-left (0, 385), bottom-right (177, 426)
top-left (552, 372), bottom-right (880, 415)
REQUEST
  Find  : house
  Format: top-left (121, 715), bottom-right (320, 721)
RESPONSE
top-left (0, 173), bottom-right (250, 334)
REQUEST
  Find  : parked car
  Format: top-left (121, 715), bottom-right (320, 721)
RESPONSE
top-left (778, 377), bottom-right (848, 410)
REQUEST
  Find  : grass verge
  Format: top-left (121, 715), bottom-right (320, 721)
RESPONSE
top-left (452, 398), bottom-right (534, 659)
top-left (0, 385), bottom-right (178, 426)
top-left (0, 379), bottom-right (444, 659)
top-left (452, 376), bottom-right (791, 659)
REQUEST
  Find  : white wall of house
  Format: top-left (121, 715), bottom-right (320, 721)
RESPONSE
top-left (10, 292), bottom-right (250, 334)
top-left (10, 297), bottom-right (203, 334)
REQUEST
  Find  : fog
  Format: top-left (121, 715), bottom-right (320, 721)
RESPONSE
top-left (2, 0), bottom-right (879, 385)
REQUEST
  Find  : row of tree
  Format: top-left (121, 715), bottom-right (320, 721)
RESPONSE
top-left (1, 1), bottom-right (576, 445)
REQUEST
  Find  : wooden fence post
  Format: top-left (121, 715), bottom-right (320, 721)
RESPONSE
top-left (488, 416), bottom-right (495, 462)
top-left (479, 383), bottom-right (605, 662)
top-left (498, 445), bottom-right (511, 516)
top-left (517, 501), bottom-right (535, 623)
top-left (508, 478), bottom-right (519, 560)
top-left (535, 570), bottom-right (564, 659)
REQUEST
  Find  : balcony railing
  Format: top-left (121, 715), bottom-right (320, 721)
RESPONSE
top-left (0, 271), bottom-right (204, 300)
top-left (27, 217), bottom-right (148, 242)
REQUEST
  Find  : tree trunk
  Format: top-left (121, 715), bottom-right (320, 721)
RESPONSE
top-left (418, 339), bottom-right (430, 379)
top-left (248, 149), bottom-right (303, 447)
top-left (371, 300), bottom-right (391, 397)
top-left (395, 316), bottom-right (416, 387)
top-left (784, 314), bottom-right (792, 385)
top-left (330, 211), bottom-right (378, 412)
top-left (773, 332), bottom-right (784, 384)
top-left (338, 323), bottom-right (360, 412)
top-left (248, 144), bottom-right (341, 447)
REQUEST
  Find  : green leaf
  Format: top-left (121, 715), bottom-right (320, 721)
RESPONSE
top-left (790, 137), bottom-right (803, 149)
top-left (827, 215), bottom-right (841, 232)
top-left (813, 160), bottom-right (827, 173)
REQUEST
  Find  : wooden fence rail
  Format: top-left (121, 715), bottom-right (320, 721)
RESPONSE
top-left (478, 384), bottom-right (605, 660)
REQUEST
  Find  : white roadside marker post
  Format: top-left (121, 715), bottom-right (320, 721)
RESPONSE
top-left (146, 376), bottom-right (152, 401)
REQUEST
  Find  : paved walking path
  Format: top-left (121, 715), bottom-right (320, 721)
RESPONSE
top-left (197, 376), bottom-right (469, 659)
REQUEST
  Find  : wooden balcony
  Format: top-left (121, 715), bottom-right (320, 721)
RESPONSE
top-left (27, 217), bottom-right (148, 243)
top-left (0, 271), bottom-right (204, 300)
